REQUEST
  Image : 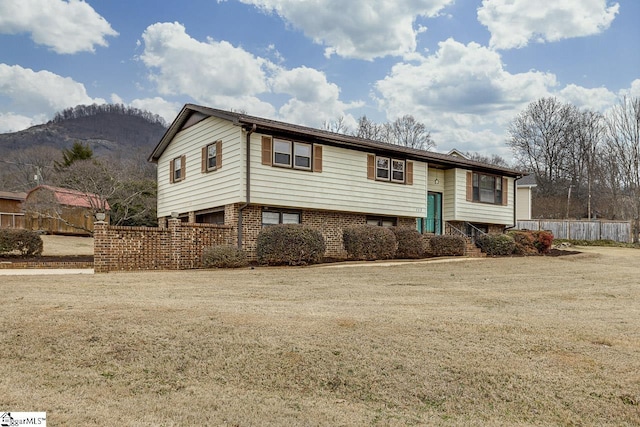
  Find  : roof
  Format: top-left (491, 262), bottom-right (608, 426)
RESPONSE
top-left (26, 185), bottom-right (110, 210)
top-left (149, 104), bottom-right (526, 178)
top-left (516, 174), bottom-right (537, 187)
top-left (0, 191), bottom-right (27, 201)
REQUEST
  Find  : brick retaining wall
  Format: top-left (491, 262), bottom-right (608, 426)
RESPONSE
top-left (94, 219), bottom-right (234, 273)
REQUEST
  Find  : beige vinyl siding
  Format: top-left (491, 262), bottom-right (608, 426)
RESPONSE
top-left (250, 134), bottom-right (427, 218)
top-left (446, 168), bottom-right (514, 225)
top-left (516, 187), bottom-right (532, 220)
top-left (443, 169), bottom-right (457, 222)
top-left (156, 117), bottom-right (243, 217)
top-left (427, 167), bottom-right (445, 193)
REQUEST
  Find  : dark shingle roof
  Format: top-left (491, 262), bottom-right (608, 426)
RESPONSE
top-left (149, 104), bottom-right (526, 177)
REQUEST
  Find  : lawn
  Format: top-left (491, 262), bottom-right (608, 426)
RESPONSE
top-left (1, 246), bottom-right (639, 426)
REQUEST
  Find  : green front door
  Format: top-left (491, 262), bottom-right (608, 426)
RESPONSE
top-left (426, 192), bottom-right (442, 234)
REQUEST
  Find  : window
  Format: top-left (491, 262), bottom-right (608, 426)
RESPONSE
top-left (201, 141), bottom-right (223, 173)
top-left (263, 136), bottom-right (322, 172)
top-left (371, 155), bottom-right (407, 183)
top-left (391, 159), bottom-right (405, 183)
top-left (469, 172), bottom-right (506, 205)
top-left (366, 216), bottom-right (397, 227)
top-left (170, 155), bottom-right (185, 183)
top-left (261, 210), bottom-right (301, 226)
top-left (376, 157), bottom-right (390, 180)
top-left (273, 139), bottom-right (292, 167)
top-left (294, 143), bottom-right (312, 170)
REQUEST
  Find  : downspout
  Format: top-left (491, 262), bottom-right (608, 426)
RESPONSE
top-left (238, 123), bottom-right (256, 249)
top-left (505, 175), bottom-right (522, 231)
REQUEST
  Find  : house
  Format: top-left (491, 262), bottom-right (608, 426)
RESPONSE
top-left (0, 191), bottom-right (26, 229)
top-left (24, 185), bottom-right (109, 235)
top-left (515, 174), bottom-right (537, 220)
top-left (149, 104), bottom-right (525, 258)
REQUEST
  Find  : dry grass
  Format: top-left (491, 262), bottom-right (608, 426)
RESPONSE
top-left (40, 235), bottom-right (94, 256)
top-left (1, 246), bottom-right (640, 426)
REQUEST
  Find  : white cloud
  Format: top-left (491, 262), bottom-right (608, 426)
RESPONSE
top-left (138, 22), bottom-right (360, 128)
top-left (620, 79), bottom-right (640, 98)
top-left (0, 0), bottom-right (118, 54)
top-left (478, 0), bottom-right (619, 50)
top-left (0, 64), bottom-right (106, 132)
top-left (0, 112), bottom-right (38, 133)
top-left (238, 0), bottom-right (454, 60)
top-left (129, 97), bottom-right (182, 124)
top-left (375, 39), bottom-right (558, 155)
top-left (557, 84), bottom-right (617, 111)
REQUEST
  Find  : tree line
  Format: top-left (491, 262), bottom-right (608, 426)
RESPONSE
top-left (508, 96), bottom-right (640, 228)
top-left (50, 103), bottom-right (167, 127)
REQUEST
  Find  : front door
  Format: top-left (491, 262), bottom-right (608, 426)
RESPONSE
top-left (426, 192), bottom-right (442, 234)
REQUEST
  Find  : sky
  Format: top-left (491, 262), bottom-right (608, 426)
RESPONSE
top-left (0, 0), bottom-right (638, 158)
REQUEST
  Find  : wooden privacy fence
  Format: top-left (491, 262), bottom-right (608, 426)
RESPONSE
top-left (517, 220), bottom-right (632, 243)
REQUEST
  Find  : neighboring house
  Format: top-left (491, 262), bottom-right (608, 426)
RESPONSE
top-left (24, 185), bottom-right (109, 235)
top-left (0, 191), bottom-right (26, 229)
top-left (149, 104), bottom-right (525, 258)
top-left (515, 174), bottom-right (537, 220)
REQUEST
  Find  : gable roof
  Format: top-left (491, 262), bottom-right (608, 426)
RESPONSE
top-left (516, 174), bottom-right (537, 187)
top-left (26, 185), bottom-right (110, 210)
top-left (0, 191), bottom-right (27, 201)
top-left (149, 104), bottom-right (525, 178)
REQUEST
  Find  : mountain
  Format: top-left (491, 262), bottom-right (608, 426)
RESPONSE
top-left (0, 104), bottom-right (169, 158)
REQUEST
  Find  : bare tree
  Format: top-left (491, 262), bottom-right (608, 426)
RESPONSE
top-left (464, 152), bottom-right (511, 168)
top-left (0, 146), bottom-right (61, 191)
top-left (321, 116), bottom-right (350, 134)
top-left (604, 96), bottom-right (640, 240)
top-left (388, 115), bottom-right (435, 151)
top-left (352, 114), bottom-right (435, 150)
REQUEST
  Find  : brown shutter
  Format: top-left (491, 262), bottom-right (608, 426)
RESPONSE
top-left (261, 136), bottom-right (272, 166)
top-left (406, 161), bottom-right (413, 185)
top-left (170, 159), bottom-right (175, 183)
top-left (313, 145), bottom-right (323, 172)
top-left (216, 140), bottom-right (222, 170)
top-left (181, 155), bottom-right (186, 180)
top-left (201, 146), bottom-right (207, 172)
top-left (502, 177), bottom-right (508, 205)
top-left (367, 154), bottom-right (375, 179)
top-left (466, 171), bottom-right (473, 201)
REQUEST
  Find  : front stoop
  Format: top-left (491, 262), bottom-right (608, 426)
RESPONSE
top-left (465, 241), bottom-right (485, 258)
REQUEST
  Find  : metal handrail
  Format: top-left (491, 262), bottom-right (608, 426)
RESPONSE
top-left (445, 221), bottom-right (487, 244)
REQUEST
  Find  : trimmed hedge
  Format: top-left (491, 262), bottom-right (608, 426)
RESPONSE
top-left (427, 235), bottom-right (466, 257)
top-left (0, 229), bottom-right (43, 256)
top-left (390, 227), bottom-right (425, 259)
top-left (508, 230), bottom-right (554, 255)
top-left (476, 234), bottom-right (516, 256)
top-left (257, 224), bottom-right (326, 266)
top-left (202, 245), bottom-right (248, 268)
top-left (343, 225), bottom-right (397, 260)
top-left (508, 230), bottom-right (539, 255)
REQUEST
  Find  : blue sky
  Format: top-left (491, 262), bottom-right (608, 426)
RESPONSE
top-left (0, 0), bottom-right (638, 158)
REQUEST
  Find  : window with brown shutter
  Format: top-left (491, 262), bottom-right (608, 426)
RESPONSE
top-left (261, 135), bottom-right (321, 172)
top-left (502, 177), bottom-right (508, 205)
top-left (406, 161), bottom-right (413, 185)
top-left (367, 154), bottom-right (375, 179)
top-left (369, 155), bottom-right (408, 184)
top-left (171, 155), bottom-right (185, 183)
top-left (468, 171), bottom-right (506, 205)
top-left (202, 140), bottom-right (222, 173)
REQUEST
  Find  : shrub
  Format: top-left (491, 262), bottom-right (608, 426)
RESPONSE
top-left (257, 224), bottom-right (326, 266)
top-left (342, 225), bottom-right (397, 260)
top-left (427, 235), bottom-right (466, 257)
top-left (202, 245), bottom-right (248, 268)
top-left (390, 227), bottom-right (425, 259)
top-left (0, 229), bottom-right (43, 256)
top-left (508, 230), bottom-right (539, 255)
top-left (532, 230), bottom-right (554, 254)
top-left (476, 234), bottom-right (516, 256)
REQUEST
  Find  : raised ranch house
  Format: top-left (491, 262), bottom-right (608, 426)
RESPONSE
top-left (149, 105), bottom-right (525, 258)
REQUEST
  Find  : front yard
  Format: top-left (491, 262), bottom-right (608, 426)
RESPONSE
top-left (1, 247), bottom-right (639, 426)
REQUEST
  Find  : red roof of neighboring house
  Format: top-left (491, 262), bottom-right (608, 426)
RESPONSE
top-left (27, 185), bottom-right (110, 210)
